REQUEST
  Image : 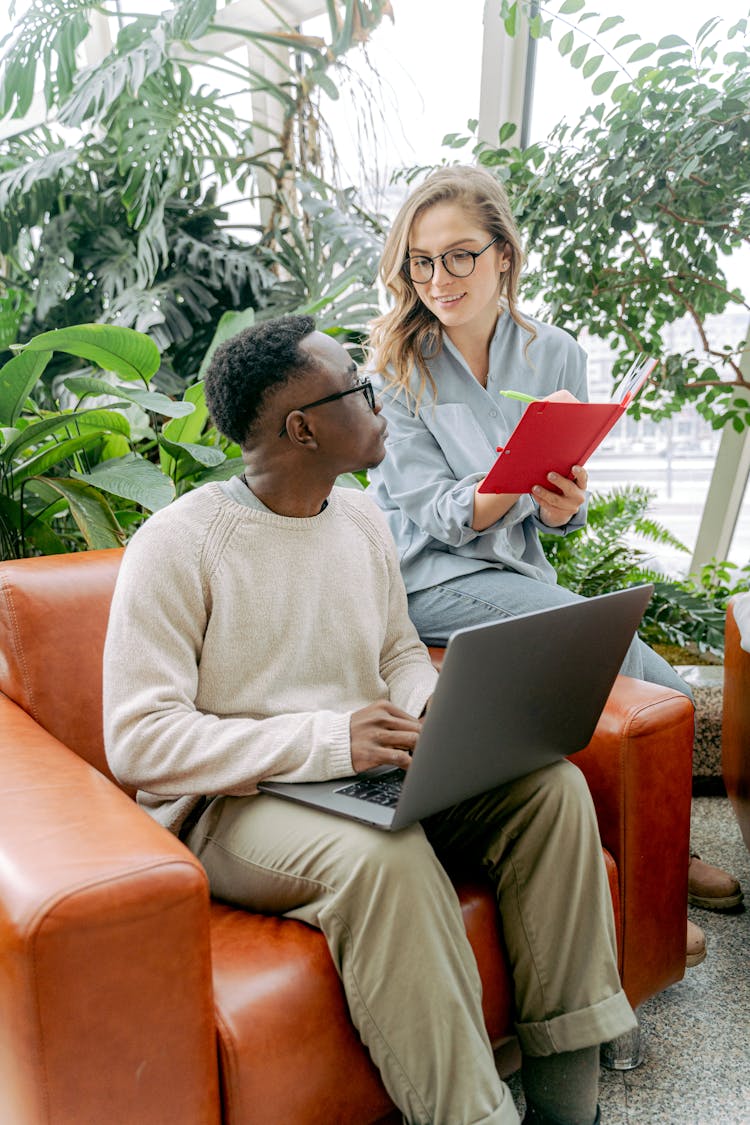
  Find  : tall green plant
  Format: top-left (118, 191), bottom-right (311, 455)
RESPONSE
top-left (0, 322), bottom-right (242, 558)
top-left (435, 4), bottom-right (750, 431)
top-left (257, 178), bottom-right (385, 354)
top-left (0, 0), bottom-right (391, 384)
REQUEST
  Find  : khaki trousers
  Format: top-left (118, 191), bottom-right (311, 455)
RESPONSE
top-left (184, 759), bottom-right (636, 1125)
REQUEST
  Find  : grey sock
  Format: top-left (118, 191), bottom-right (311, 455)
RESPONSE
top-left (521, 1046), bottom-right (600, 1125)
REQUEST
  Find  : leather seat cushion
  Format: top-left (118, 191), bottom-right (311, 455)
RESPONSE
top-left (210, 852), bottom-right (618, 1125)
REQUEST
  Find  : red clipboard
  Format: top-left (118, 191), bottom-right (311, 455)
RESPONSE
top-left (479, 400), bottom-right (625, 495)
top-left (479, 358), bottom-right (656, 496)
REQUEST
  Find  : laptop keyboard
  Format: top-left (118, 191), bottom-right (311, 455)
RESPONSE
top-left (335, 769), bottom-right (406, 808)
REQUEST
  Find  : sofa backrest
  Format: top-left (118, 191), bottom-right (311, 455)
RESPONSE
top-left (0, 548), bottom-right (128, 791)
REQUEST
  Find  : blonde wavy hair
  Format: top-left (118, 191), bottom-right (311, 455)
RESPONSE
top-left (369, 164), bottom-right (535, 409)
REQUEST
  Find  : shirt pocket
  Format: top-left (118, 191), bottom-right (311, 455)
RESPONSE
top-left (419, 402), bottom-right (496, 480)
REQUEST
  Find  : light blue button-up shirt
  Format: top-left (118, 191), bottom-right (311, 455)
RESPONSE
top-left (367, 310), bottom-right (589, 594)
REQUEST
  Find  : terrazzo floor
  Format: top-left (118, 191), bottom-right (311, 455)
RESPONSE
top-left (506, 797), bottom-right (750, 1125)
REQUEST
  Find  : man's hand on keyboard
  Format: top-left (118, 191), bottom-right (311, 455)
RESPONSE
top-left (350, 701), bottom-right (423, 773)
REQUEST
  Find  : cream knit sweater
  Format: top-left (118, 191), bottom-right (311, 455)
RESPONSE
top-left (103, 481), bottom-right (438, 834)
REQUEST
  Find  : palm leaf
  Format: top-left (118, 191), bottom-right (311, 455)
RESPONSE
top-left (260, 184), bottom-right (382, 335)
top-left (32, 209), bottom-right (77, 320)
top-left (0, 139), bottom-right (80, 251)
top-left (166, 0), bottom-right (216, 42)
top-left (136, 200), bottom-right (171, 285)
top-left (0, 142), bottom-right (79, 211)
top-left (59, 0), bottom-right (218, 127)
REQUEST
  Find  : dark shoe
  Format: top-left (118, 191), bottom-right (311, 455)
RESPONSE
top-left (686, 918), bottom-right (707, 968)
top-left (600, 1024), bottom-right (642, 1070)
top-left (523, 1105), bottom-right (600, 1125)
top-left (688, 854), bottom-right (744, 911)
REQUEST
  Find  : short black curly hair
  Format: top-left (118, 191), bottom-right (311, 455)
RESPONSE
top-left (204, 314), bottom-right (317, 445)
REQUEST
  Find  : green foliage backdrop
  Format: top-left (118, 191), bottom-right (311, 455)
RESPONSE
top-left (438, 2), bottom-right (750, 431)
top-left (0, 0), bottom-right (390, 386)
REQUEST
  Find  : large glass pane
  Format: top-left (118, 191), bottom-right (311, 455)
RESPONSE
top-left (527, 0), bottom-right (749, 574)
top-left (304, 1), bottom-right (484, 211)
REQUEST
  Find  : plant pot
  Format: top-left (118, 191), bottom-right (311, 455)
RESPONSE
top-left (674, 665), bottom-right (725, 792)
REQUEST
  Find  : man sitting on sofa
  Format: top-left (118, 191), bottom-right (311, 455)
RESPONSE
top-left (103, 314), bottom-right (638, 1125)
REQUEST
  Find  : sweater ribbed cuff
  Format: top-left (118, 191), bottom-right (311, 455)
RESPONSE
top-left (325, 712), bottom-right (354, 777)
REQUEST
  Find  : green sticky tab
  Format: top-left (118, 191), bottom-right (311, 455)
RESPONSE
top-left (499, 390), bottom-right (539, 403)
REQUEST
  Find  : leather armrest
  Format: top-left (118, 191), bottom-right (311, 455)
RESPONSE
top-left (573, 675), bottom-right (694, 1006)
top-left (0, 696), bottom-right (220, 1125)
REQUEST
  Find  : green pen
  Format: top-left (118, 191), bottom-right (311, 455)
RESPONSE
top-left (499, 390), bottom-right (539, 403)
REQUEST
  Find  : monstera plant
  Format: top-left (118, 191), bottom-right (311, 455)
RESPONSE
top-left (0, 0), bottom-right (392, 386)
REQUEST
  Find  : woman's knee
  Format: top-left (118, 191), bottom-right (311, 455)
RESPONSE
top-left (409, 571), bottom-right (582, 642)
top-left (638, 640), bottom-right (694, 699)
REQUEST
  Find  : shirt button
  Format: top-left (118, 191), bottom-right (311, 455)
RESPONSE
top-left (490, 410), bottom-right (497, 417)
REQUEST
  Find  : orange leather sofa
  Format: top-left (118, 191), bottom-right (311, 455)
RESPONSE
top-left (0, 549), bottom-right (695, 1125)
top-left (723, 596), bottom-right (750, 852)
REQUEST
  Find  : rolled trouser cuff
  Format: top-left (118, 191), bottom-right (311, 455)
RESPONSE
top-left (516, 988), bottom-right (637, 1057)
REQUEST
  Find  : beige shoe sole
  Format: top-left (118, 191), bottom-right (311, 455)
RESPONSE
top-left (685, 946), bottom-right (708, 969)
top-left (688, 890), bottom-right (744, 911)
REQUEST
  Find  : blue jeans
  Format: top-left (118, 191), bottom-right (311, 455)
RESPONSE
top-left (408, 569), bottom-right (692, 700)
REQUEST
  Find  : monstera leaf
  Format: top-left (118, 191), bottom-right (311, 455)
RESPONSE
top-left (0, 0), bottom-right (94, 117)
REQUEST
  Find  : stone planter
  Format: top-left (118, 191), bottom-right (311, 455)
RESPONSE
top-left (675, 665), bottom-right (725, 792)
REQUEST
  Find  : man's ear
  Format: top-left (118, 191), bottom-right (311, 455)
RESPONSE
top-left (285, 410), bottom-right (319, 450)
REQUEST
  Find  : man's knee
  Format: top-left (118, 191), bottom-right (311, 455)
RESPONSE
top-left (521, 760), bottom-right (596, 829)
top-left (339, 824), bottom-right (465, 919)
top-left (349, 822), bottom-right (437, 881)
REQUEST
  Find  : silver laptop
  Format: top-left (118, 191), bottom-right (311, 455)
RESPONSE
top-left (258, 585), bottom-right (653, 831)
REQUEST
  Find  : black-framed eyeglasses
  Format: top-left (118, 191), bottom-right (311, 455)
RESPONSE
top-left (279, 377), bottom-right (376, 437)
top-left (402, 236), bottom-right (502, 284)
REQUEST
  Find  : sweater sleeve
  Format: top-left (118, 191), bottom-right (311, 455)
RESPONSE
top-left (339, 495), bottom-right (440, 720)
top-left (103, 507), bottom-right (353, 798)
top-left (355, 498), bottom-right (439, 716)
top-left (374, 388), bottom-right (535, 548)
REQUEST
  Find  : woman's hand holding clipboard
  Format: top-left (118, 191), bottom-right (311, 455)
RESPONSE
top-left (479, 358), bottom-right (656, 496)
